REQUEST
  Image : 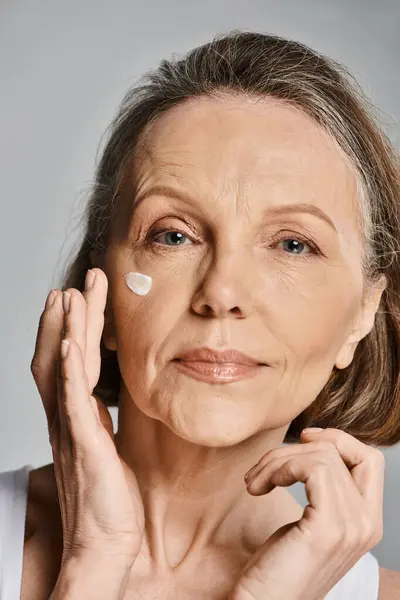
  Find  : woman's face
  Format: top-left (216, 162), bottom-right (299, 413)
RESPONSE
top-left (103, 96), bottom-right (385, 446)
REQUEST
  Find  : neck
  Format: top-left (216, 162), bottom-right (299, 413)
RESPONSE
top-left (115, 382), bottom-right (290, 572)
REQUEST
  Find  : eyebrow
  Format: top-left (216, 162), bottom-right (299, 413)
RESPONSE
top-left (263, 203), bottom-right (337, 233)
top-left (134, 185), bottom-right (337, 233)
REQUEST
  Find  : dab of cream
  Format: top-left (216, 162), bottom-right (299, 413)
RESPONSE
top-left (124, 272), bottom-right (152, 296)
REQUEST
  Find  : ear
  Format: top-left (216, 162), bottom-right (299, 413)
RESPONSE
top-left (334, 274), bottom-right (387, 369)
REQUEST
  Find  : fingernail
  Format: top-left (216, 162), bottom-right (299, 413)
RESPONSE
top-left (45, 289), bottom-right (57, 310)
top-left (85, 269), bottom-right (95, 291)
top-left (63, 291), bottom-right (71, 314)
top-left (61, 339), bottom-right (69, 359)
top-left (302, 427), bottom-right (324, 434)
top-left (244, 465), bottom-right (257, 481)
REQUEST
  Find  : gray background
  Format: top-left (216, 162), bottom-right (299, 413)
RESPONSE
top-left (1, 0), bottom-right (399, 570)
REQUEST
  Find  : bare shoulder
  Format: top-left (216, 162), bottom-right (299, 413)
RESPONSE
top-left (21, 463), bottom-right (63, 600)
top-left (378, 567), bottom-right (400, 600)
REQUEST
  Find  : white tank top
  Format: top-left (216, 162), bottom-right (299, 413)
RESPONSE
top-left (0, 465), bottom-right (380, 599)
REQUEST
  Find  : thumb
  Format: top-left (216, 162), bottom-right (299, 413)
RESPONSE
top-left (239, 521), bottom-right (298, 576)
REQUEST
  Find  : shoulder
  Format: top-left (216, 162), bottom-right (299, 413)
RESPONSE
top-left (378, 567), bottom-right (400, 600)
top-left (21, 463), bottom-right (63, 600)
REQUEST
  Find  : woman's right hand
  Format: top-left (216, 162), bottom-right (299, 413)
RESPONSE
top-left (30, 267), bottom-right (145, 573)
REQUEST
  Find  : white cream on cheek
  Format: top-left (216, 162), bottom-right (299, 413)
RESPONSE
top-left (124, 272), bottom-right (153, 296)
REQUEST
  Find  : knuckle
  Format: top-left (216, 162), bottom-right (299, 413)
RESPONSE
top-left (313, 440), bottom-right (338, 454)
top-left (30, 352), bottom-right (45, 383)
top-left (359, 527), bottom-right (375, 548)
top-left (284, 459), bottom-right (297, 478)
top-left (30, 355), bottom-right (43, 380)
top-left (354, 511), bottom-right (375, 546)
top-left (361, 514), bottom-right (376, 539)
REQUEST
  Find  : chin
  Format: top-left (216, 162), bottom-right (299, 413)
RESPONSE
top-left (159, 391), bottom-right (263, 447)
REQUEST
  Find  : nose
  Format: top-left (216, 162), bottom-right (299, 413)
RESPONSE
top-left (191, 251), bottom-right (253, 319)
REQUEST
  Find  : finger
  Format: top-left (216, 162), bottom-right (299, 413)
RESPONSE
top-left (59, 337), bottom-right (100, 449)
top-left (31, 290), bottom-right (64, 428)
top-left (246, 451), bottom-right (357, 533)
top-left (82, 268), bottom-right (108, 393)
top-left (244, 438), bottom-right (332, 483)
top-left (301, 428), bottom-right (385, 517)
top-left (56, 350), bottom-right (73, 448)
top-left (62, 288), bottom-right (87, 363)
top-left (246, 448), bottom-right (335, 495)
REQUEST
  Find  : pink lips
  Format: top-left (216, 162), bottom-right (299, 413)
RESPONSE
top-left (173, 347), bottom-right (266, 384)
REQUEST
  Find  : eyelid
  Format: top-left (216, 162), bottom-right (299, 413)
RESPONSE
top-left (148, 214), bottom-right (201, 235)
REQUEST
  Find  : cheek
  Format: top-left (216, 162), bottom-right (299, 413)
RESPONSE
top-left (112, 269), bottom-right (191, 386)
top-left (258, 270), bottom-right (361, 421)
top-left (261, 265), bottom-right (362, 360)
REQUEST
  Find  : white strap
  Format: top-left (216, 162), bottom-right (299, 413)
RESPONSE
top-left (325, 550), bottom-right (379, 599)
top-left (0, 465), bottom-right (33, 600)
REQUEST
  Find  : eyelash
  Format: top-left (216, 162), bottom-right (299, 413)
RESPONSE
top-left (145, 227), bottom-right (322, 259)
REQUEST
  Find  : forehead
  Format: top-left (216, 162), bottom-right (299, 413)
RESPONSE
top-left (134, 95), bottom-right (359, 224)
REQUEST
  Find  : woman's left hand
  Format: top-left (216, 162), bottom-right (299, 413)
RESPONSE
top-left (230, 428), bottom-right (385, 600)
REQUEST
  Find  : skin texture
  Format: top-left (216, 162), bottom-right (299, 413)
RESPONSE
top-left (103, 95), bottom-right (386, 566)
top-left (21, 95), bottom-right (394, 599)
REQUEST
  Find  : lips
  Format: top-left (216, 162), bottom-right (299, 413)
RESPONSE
top-left (176, 347), bottom-right (263, 365)
top-left (173, 347), bottom-right (267, 384)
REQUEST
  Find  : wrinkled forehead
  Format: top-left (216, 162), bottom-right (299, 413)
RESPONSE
top-left (121, 96), bottom-right (362, 235)
top-left (137, 98), bottom-right (358, 200)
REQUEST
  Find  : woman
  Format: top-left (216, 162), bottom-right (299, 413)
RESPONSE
top-left (1, 30), bottom-right (400, 599)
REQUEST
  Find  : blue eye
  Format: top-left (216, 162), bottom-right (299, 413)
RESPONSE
top-left (281, 238), bottom-right (311, 255)
top-left (146, 229), bottom-right (319, 257)
top-left (153, 230), bottom-right (192, 246)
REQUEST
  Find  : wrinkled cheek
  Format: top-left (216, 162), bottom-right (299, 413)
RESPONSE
top-left (264, 283), bottom-right (360, 419)
top-left (114, 308), bottom-right (158, 383)
top-left (111, 290), bottom-right (183, 402)
top-left (271, 268), bottom-right (360, 358)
